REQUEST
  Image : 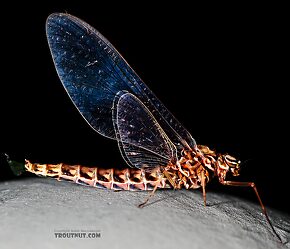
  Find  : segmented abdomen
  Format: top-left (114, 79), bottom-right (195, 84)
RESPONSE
top-left (25, 160), bottom-right (171, 191)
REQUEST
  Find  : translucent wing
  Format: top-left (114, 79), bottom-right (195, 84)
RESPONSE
top-left (46, 13), bottom-right (196, 150)
top-left (113, 92), bottom-right (177, 169)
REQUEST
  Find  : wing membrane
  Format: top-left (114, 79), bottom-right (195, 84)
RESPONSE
top-left (46, 13), bottom-right (196, 150)
top-left (113, 93), bottom-right (177, 169)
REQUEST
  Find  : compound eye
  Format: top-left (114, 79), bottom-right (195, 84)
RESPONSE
top-left (224, 155), bottom-right (238, 166)
top-left (225, 155), bottom-right (236, 161)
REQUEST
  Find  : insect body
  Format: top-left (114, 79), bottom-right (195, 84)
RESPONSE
top-left (25, 145), bottom-right (237, 193)
top-left (26, 13), bottom-right (281, 242)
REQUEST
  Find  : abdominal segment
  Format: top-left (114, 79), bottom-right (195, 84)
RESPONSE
top-left (25, 160), bottom-right (171, 191)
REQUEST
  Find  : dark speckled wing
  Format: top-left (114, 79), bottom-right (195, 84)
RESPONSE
top-left (46, 13), bottom-right (195, 154)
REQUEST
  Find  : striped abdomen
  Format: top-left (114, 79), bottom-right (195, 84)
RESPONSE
top-left (25, 160), bottom-right (171, 191)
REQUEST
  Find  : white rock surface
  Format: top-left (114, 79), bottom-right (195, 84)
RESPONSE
top-left (0, 177), bottom-right (289, 249)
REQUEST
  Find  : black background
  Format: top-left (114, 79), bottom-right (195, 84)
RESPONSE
top-left (1, 3), bottom-right (288, 213)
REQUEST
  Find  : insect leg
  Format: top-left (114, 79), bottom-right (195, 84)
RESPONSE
top-left (138, 176), bottom-right (163, 208)
top-left (201, 170), bottom-right (207, 206)
top-left (138, 169), bottom-right (177, 208)
top-left (163, 170), bottom-right (177, 189)
top-left (220, 180), bottom-right (282, 242)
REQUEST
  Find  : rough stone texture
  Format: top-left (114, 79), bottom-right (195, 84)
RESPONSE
top-left (0, 177), bottom-right (289, 249)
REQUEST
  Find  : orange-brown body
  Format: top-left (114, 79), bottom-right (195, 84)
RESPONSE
top-left (25, 145), bottom-right (237, 191)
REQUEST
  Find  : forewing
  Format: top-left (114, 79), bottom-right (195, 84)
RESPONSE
top-left (46, 13), bottom-right (196, 149)
top-left (46, 13), bottom-right (132, 138)
top-left (113, 93), bottom-right (177, 169)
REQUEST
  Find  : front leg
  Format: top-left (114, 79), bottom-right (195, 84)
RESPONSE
top-left (220, 180), bottom-right (282, 242)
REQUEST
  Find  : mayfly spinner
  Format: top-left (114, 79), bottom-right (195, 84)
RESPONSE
top-left (25, 13), bottom-right (281, 242)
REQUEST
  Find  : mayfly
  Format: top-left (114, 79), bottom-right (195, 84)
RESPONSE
top-left (25, 13), bottom-right (281, 242)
